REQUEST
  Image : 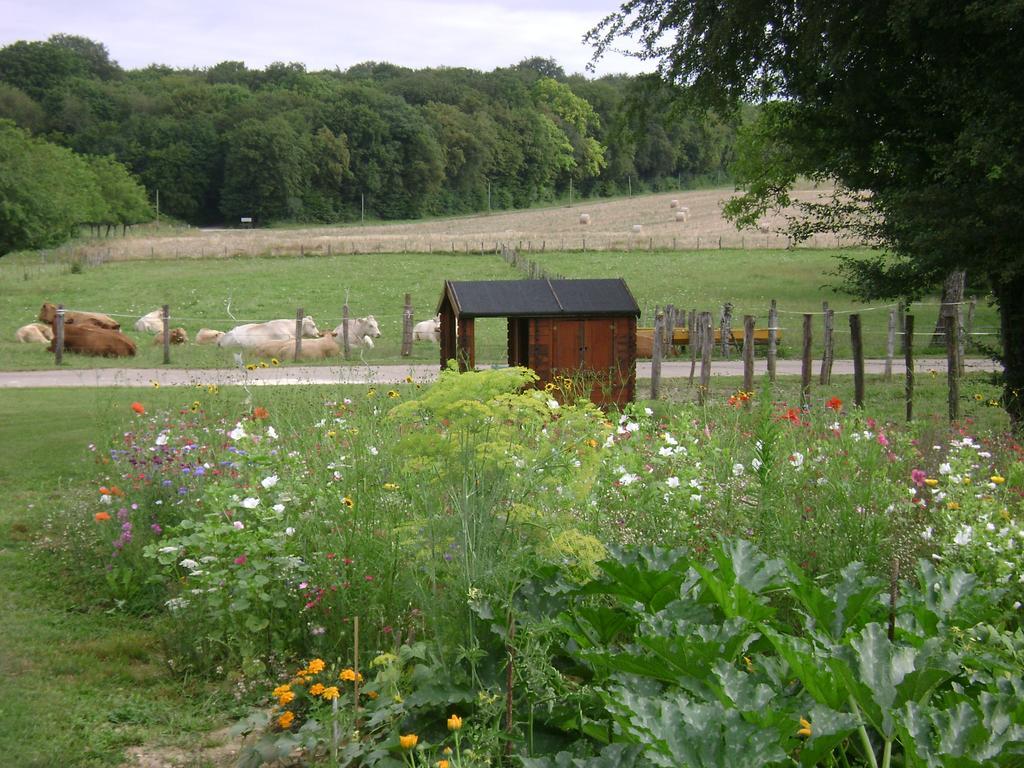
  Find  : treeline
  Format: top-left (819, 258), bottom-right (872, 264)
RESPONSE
top-left (0, 35), bottom-right (739, 229)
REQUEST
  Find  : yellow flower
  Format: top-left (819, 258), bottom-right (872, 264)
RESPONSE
top-left (271, 358), bottom-right (280, 366)
top-left (988, 399), bottom-right (1000, 407)
top-left (367, 388), bottom-right (377, 398)
top-left (246, 364), bottom-right (256, 371)
top-left (321, 686), bottom-right (340, 701)
top-left (974, 393), bottom-right (984, 401)
top-left (925, 478), bottom-right (938, 487)
top-left (437, 761), bottom-right (450, 768)
top-left (207, 384), bottom-right (219, 395)
top-left (309, 683), bottom-right (326, 696)
top-left (447, 714), bottom-right (463, 731)
top-left (798, 717), bottom-right (812, 738)
top-left (382, 483), bottom-right (400, 491)
top-left (991, 475), bottom-right (1005, 485)
top-left (278, 691), bottom-right (295, 706)
top-left (259, 361), bottom-right (268, 368)
top-left (327, 430), bottom-right (337, 439)
top-left (306, 658), bottom-right (326, 675)
top-left (272, 684), bottom-right (292, 698)
top-left (442, 747), bottom-right (453, 756)
top-left (587, 438), bottom-right (598, 449)
top-left (367, 690), bottom-right (379, 699)
top-left (342, 496), bottom-right (354, 508)
top-left (278, 711), bottom-right (295, 729)
top-left (947, 501), bottom-right (961, 510)
top-left (399, 734), bottom-right (418, 750)
top-left (404, 375), bottom-right (414, 383)
top-left (150, 380), bottom-right (160, 388)
top-left (387, 390), bottom-right (400, 399)
top-left (962, 477), bottom-right (972, 485)
top-left (340, 668), bottom-right (357, 682)
top-left (190, 400), bottom-right (201, 412)
top-left (743, 656), bottom-right (754, 673)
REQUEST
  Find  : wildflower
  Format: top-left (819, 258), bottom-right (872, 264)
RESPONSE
top-left (783, 408), bottom-right (801, 424)
top-left (340, 668), bottom-right (357, 682)
top-left (399, 734), bottom-right (418, 750)
top-left (447, 714), bottom-right (463, 731)
top-left (207, 384), bottom-right (219, 395)
top-left (321, 686), bottom-right (340, 701)
top-left (309, 683), bottom-right (326, 696)
top-left (233, 520), bottom-right (244, 530)
top-left (788, 452), bottom-right (804, 468)
top-left (992, 475), bottom-right (1006, 485)
top-left (911, 469), bottom-right (926, 486)
top-left (277, 690), bottom-right (295, 706)
top-left (404, 375), bottom-right (413, 383)
top-left (150, 380), bottom-right (160, 389)
top-left (954, 525), bottom-right (972, 546)
top-left (272, 684), bottom-right (292, 698)
top-left (306, 658), bottom-right (326, 675)
top-left (382, 482), bottom-right (399, 491)
top-left (732, 463), bottom-right (745, 477)
top-left (925, 478), bottom-right (938, 487)
top-left (259, 361), bottom-right (268, 369)
top-left (252, 407), bottom-right (269, 419)
top-left (234, 555), bottom-right (247, 565)
top-left (130, 402), bottom-right (145, 414)
top-left (666, 476), bottom-right (680, 488)
top-left (797, 717), bottom-right (812, 738)
top-left (94, 511), bottom-right (111, 522)
top-left (241, 497), bottom-right (260, 509)
top-left (367, 388), bottom-right (377, 398)
top-left (246, 364), bottom-right (256, 371)
top-left (947, 501), bottom-right (961, 511)
top-left (342, 496), bottom-right (354, 508)
top-left (261, 475), bottom-right (279, 489)
top-left (228, 423), bottom-right (247, 441)
top-left (825, 396), bottom-right (842, 411)
top-left (271, 358), bottom-right (280, 366)
top-left (267, 426), bottom-right (278, 440)
top-left (277, 711), bottom-right (295, 729)
top-left (190, 400), bottom-right (201, 412)
top-left (387, 390), bottom-right (400, 399)
top-left (438, 761), bottom-right (450, 768)
top-left (618, 472), bottom-right (639, 486)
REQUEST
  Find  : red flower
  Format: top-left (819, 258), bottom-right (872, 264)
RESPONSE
top-left (783, 408), bottom-right (801, 424)
top-left (234, 555), bottom-right (247, 565)
top-left (94, 511), bottom-right (111, 522)
top-left (131, 402), bottom-right (146, 415)
top-left (252, 407), bottom-right (269, 420)
top-left (825, 396), bottom-right (843, 411)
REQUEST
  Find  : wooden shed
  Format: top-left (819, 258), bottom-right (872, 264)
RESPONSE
top-left (437, 279), bottom-right (641, 407)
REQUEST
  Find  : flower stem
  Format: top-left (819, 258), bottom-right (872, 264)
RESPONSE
top-left (848, 695), bottom-right (879, 768)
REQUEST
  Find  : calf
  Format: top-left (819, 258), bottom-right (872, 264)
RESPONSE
top-left (252, 332), bottom-right (340, 360)
top-left (151, 327), bottom-right (188, 345)
top-left (50, 323), bottom-right (136, 357)
top-left (15, 323), bottom-right (54, 344)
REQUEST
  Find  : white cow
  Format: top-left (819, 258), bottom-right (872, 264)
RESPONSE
top-left (195, 328), bottom-right (225, 345)
top-left (218, 316), bottom-right (321, 349)
top-left (135, 309), bottom-right (164, 334)
top-left (252, 332), bottom-right (341, 360)
top-left (15, 323), bottom-right (54, 344)
top-left (332, 315), bottom-right (381, 349)
top-left (412, 315), bottom-right (441, 343)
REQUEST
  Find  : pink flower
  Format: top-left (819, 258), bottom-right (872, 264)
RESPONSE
top-left (911, 469), bottom-right (926, 487)
top-left (234, 554), bottom-right (247, 565)
top-left (876, 432), bottom-right (889, 448)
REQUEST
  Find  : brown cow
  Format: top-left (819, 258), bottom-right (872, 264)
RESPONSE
top-left (151, 327), bottom-right (189, 345)
top-left (38, 302), bottom-right (120, 330)
top-left (50, 323), bottom-right (137, 357)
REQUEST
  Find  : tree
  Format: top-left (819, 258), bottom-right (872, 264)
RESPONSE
top-left (84, 154), bottom-right (154, 234)
top-left (589, 0), bottom-right (1024, 427)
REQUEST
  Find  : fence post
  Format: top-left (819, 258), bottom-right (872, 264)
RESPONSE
top-left (720, 302), bottom-right (733, 357)
top-left (294, 308), bottom-right (304, 361)
top-left (884, 309), bottom-right (892, 382)
top-left (688, 309), bottom-right (698, 386)
top-left (851, 313), bottom-right (865, 408)
top-left (663, 305), bottom-right (676, 357)
top-left (742, 315), bottom-right (755, 404)
top-left (767, 299), bottom-right (778, 382)
top-left (54, 305), bottom-right (64, 366)
top-left (820, 302), bottom-right (834, 385)
top-left (897, 302), bottom-right (907, 354)
top-left (905, 315), bottom-right (915, 422)
top-left (162, 304), bottom-right (171, 365)
top-left (342, 303), bottom-right (351, 360)
top-left (651, 311), bottom-right (664, 400)
top-left (800, 314), bottom-right (813, 407)
top-left (945, 314), bottom-right (960, 422)
top-left (401, 293), bottom-right (413, 357)
top-left (699, 311), bottom-right (713, 404)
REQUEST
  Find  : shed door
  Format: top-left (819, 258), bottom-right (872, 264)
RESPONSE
top-left (551, 319), bottom-right (616, 371)
top-left (550, 320), bottom-right (584, 373)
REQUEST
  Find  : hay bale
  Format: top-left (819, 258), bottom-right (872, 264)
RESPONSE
top-left (675, 211), bottom-right (688, 222)
top-left (670, 199), bottom-right (679, 208)
top-left (579, 213), bottom-right (591, 225)
top-left (631, 224), bottom-right (642, 233)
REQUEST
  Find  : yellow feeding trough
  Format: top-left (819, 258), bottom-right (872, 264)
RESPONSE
top-left (636, 326), bottom-right (780, 358)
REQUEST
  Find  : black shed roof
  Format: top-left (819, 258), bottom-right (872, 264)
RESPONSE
top-left (440, 279), bottom-right (640, 319)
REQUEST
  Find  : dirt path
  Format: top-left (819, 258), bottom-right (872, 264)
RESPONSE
top-left (0, 358), bottom-right (999, 389)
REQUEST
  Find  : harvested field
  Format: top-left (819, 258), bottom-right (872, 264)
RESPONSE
top-left (51, 185), bottom-right (850, 263)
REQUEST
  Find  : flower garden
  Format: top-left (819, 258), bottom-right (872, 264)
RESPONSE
top-left (50, 366), bottom-right (1023, 767)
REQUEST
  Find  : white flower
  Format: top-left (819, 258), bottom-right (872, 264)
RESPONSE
top-left (179, 558), bottom-right (199, 570)
top-left (158, 546), bottom-right (179, 554)
top-left (99, 494), bottom-right (111, 505)
top-left (266, 426), bottom-right (278, 440)
top-left (666, 476), bottom-right (680, 488)
top-left (663, 433), bottom-right (678, 446)
top-left (732, 463), bottom-right (745, 477)
top-left (233, 520), bottom-right (245, 530)
top-left (920, 527), bottom-right (933, 541)
top-left (285, 527), bottom-right (295, 536)
top-left (241, 497), bottom-right (260, 509)
top-left (986, 522), bottom-right (996, 532)
top-left (644, 407), bottom-right (653, 416)
top-left (939, 462), bottom-right (952, 475)
top-left (789, 452), bottom-right (804, 468)
top-left (625, 421), bottom-right (640, 433)
top-left (689, 478), bottom-right (701, 489)
top-left (603, 434), bottom-right (616, 448)
top-left (368, 446), bottom-right (379, 455)
top-left (228, 423), bottom-right (247, 441)
top-left (659, 446), bottom-right (674, 457)
top-left (155, 432), bottom-right (169, 446)
top-left (953, 525), bottom-right (973, 546)
top-left (547, 399), bottom-right (560, 410)
top-left (619, 472), bottom-right (639, 486)
top-left (273, 503), bottom-right (286, 514)
top-left (751, 458), bottom-right (763, 471)
top-left (690, 494), bottom-right (702, 504)
top-left (261, 475), bottom-right (279, 489)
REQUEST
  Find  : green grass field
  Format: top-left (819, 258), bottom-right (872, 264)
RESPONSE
top-left (0, 248), bottom-right (999, 371)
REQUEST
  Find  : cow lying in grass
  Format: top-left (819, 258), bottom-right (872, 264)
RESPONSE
top-left (15, 323), bottom-right (54, 344)
top-left (50, 323), bottom-right (136, 357)
top-left (251, 331), bottom-right (340, 360)
top-left (39, 302), bottom-right (120, 330)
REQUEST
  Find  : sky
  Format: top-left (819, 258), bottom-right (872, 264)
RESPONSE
top-left (0, 0), bottom-right (654, 78)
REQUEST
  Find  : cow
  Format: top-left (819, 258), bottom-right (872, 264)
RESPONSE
top-left (195, 328), bottom-right (225, 345)
top-left (38, 302), bottom-right (120, 330)
top-left (252, 332), bottom-right (341, 360)
top-left (217, 317), bottom-right (321, 349)
top-left (151, 327), bottom-right (188, 345)
top-left (50, 323), bottom-right (136, 357)
top-left (135, 309), bottom-right (164, 334)
top-left (412, 315), bottom-right (441, 343)
top-left (15, 323), bottom-right (54, 344)
top-left (333, 315), bottom-right (381, 349)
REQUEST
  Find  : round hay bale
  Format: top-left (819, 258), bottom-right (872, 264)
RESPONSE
top-left (579, 213), bottom-right (591, 225)
top-left (675, 211), bottom-right (688, 222)
top-left (631, 224), bottom-right (643, 233)
top-left (670, 199), bottom-right (679, 208)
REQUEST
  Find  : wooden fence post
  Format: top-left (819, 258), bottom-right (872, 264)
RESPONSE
top-left (720, 302), bottom-right (734, 358)
top-left (767, 299), bottom-right (778, 382)
top-left (905, 315), bottom-right (915, 422)
top-left (651, 311), bottom-right (664, 400)
top-left (294, 308), bottom-right (304, 361)
top-left (342, 303), bottom-right (351, 360)
top-left (54, 304), bottom-right (64, 366)
top-left (401, 293), bottom-right (413, 357)
top-left (742, 315), bottom-right (755, 403)
top-left (946, 314), bottom-right (960, 421)
top-left (800, 314), bottom-right (813, 407)
top-left (162, 304), bottom-right (171, 365)
top-left (699, 311), bottom-right (713, 404)
top-left (897, 302), bottom-right (907, 354)
top-left (884, 308), bottom-right (896, 381)
top-left (663, 305), bottom-right (676, 357)
top-left (850, 313), bottom-right (865, 408)
top-left (819, 302), bottom-right (834, 385)
top-left (688, 309), bottom-right (698, 386)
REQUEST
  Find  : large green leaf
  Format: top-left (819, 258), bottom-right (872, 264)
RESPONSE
top-left (691, 540), bottom-right (790, 623)
top-left (519, 743), bottom-right (646, 768)
top-left (587, 545), bottom-right (693, 612)
top-left (788, 562), bottom-right (885, 641)
top-left (760, 628), bottom-right (848, 711)
top-left (797, 704), bottom-right (860, 768)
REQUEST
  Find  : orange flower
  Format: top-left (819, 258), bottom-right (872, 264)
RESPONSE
top-left (110, 485), bottom-right (124, 497)
top-left (99, 486), bottom-right (110, 495)
top-left (339, 668), bottom-right (357, 682)
top-left (94, 511), bottom-right (111, 522)
top-left (252, 406), bottom-right (269, 420)
top-left (278, 711), bottom-right (295, 729)
top-left (399, 734), bottom-right (418, 750)
top-left (797, 717), bottom-right (812, 738)
top-left (321, 686), bottom-right (340, 701)
top-left (309, 683), bottom-right (325, 696)
top-left (447, 714), bottom-right (463, 731)
top-left (825, 396), bottom-right (843, 411)
top-left (130, 402), bottom-right (145, 414)
top-left (437, 761), bottom-right (450, 768)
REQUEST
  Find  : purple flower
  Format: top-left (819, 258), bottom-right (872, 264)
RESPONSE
top-left (151, 523), bottom-right (163, 535)
top-left (234, 554), bottom-right (247, 565)
top-left (194, 467), bottom-right (206, 477)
